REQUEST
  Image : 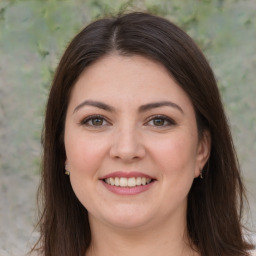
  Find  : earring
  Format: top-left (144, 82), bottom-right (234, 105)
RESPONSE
top-left (65, 164), bottom-right (70, 176)
top-left (199, 169), bottom-right (203, 179)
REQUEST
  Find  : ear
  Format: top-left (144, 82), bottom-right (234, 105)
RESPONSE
top-left (65, 160), bottom-right (69, 170)
top-left (194, 130), bottom-right (211, 178)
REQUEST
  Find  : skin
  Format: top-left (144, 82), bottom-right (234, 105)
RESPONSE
top-left (64, 54), bottom-right (210, 256)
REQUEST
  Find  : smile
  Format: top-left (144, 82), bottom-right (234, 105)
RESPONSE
top-left (104, 177), bottom-right (152, 187)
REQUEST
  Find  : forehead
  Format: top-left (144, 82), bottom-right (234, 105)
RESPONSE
top-left (68, 54), bottom-right (194, 113)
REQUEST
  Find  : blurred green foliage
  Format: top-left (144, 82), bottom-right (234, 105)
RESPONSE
top-left (0, 0), bottom-right (255, 177)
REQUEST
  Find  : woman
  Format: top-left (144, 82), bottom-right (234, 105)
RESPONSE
top-left (32, 12), bottom-right (255, 255)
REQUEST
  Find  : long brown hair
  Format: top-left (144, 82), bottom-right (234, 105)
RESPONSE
top-left (32, 12), bottom-right (254, 256)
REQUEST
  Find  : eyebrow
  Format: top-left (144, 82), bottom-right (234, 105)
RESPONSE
top-left (73, 100), bottom-right (115, 114)
top-left (73, 100), bottom-right (184, 114)
top-left (138, 101), bottom-right (184, 114)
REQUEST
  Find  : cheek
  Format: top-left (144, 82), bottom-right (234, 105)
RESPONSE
top-left (151, 132), bottom-right (198, 178)
top-left (65, 135), bottom-right (108, 208)
top-left (65, 133), bottom-right (108, 176)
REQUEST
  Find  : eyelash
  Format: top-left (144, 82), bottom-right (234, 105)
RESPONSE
top-left (80, 115), bottom-right (110, 127)
top-left (145, 115), bottom-right (176, 127)
top-left (80, 114), bottom-right (176, 128)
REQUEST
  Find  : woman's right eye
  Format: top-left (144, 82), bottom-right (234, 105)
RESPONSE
top-left (80, 115), bottom-right (109, 127)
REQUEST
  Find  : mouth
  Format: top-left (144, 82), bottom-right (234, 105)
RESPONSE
top-left (103, 177), bottom-right (154, 187)
top-left (100, 172), bottom-right (156, 194)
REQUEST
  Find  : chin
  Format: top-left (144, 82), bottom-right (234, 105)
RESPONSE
top-left (105, 215), bottom-right (151, 230)
top-left (93, 205), bottom-right (155, 230)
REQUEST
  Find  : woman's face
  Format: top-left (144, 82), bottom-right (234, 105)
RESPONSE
top-left (64, 54), bottom-right (210, 230)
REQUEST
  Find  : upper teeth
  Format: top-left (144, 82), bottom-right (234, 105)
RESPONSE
top-left (104, 177), bottom-right (152, 187)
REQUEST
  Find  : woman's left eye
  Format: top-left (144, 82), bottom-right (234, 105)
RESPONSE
top-left (146, 116), bottom-right (175, 127)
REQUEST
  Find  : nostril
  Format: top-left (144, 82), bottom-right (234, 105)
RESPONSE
top-left (109, 142), bottom-right (146, 161)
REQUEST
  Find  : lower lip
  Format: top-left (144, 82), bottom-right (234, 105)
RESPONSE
top-left (101, 180), bottom-right (155, 195)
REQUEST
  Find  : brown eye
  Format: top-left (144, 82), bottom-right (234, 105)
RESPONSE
top-left (146, 115), bottom-right (176, 127)
top-left (91, 118), bottom-right (104, 126)
top-left (81, 115), bottom-right (109, 127)
top-left (153, 118), bottom-right (165, 126)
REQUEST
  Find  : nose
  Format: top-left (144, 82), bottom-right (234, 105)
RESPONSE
top-left (109, 126), bottom-right (146, 162)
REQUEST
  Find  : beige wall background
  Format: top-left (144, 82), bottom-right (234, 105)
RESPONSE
top-left (0, 0), bottom-right (255, 255)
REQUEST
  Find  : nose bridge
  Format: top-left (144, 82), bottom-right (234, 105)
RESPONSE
top-left (110, 120), bottom-right (145, 161)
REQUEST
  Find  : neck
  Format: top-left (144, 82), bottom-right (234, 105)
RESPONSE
top-left (86, 213), bottom-right (198, 256)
